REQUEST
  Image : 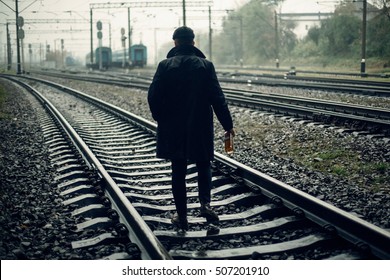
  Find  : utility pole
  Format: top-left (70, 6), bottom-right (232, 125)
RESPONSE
top-left (275, 10), bottom-right (279, 68)
top-left (361, 0), bottom-right (367, 76)
top-left (208, 6), bottom-right (212, 60)
top-left (61, 39), bottom-right (64, 69)
top-left (229, 15), bottom-right (244, 66)
top-left (128, 8), bottom-right (131, 65)
top-left (15, 0), bottom-right (22, 74)
top-left (6, 23), bottom-right (12, 70)
top-left (183, 0), bottom-right (186, 26)
top-left (90, 8), bottom-right (93, 64)
top-left (121, 27), bottom-right (127, 68)
top-left (239, 17), bottom-right (243, 67)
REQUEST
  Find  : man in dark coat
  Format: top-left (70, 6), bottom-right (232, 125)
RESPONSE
top-left (148, 26), bottom-right (235, 230)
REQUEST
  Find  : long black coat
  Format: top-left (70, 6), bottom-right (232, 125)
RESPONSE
top-left (148, 45), bottom-right (233, 161)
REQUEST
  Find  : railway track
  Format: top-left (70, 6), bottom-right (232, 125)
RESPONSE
top-left (223, 87), bottom-right (390, 135)
top-left (31, 70), bottom-right (390, 136)
top-left (2, 74), bottom-right (389, 260)
top-left (33, 68), bottom-right (390, 96)
top-left (221, 67), bottom-right (390, 85)
top-left (218, 74), bottom-right (390, 97)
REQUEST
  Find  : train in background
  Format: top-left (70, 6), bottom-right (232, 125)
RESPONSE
top-left (86, 44), bottom-right (147, 69)
top-left (65, 56), bottom-right (83, 67)
top-left (86, 47), bottom-right (112, 69)
top-left (112, 44), bottom-right (147, 68)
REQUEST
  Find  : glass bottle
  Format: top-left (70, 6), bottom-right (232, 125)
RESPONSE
top-left (224, 131), bottom-right (234, 154)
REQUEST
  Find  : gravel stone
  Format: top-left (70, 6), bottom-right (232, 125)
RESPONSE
top-left (0, 80), bottom-right (77, 259)
top-left (1, 73), bottom-right (389, 260)
top-left (35, 75), bottom-right (388, 229)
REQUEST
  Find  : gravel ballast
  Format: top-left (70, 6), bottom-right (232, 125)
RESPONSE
top-left (0, 74), bottom-right (389, 260)
top-left (37, 75), bottom-right (388, 229)
top-left (0, 79), bottom-right (80, 259)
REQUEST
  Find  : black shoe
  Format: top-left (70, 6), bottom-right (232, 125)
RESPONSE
top-left (200, 203), bottom-right (219, 222)
top-left (171, 213), bottom-right (189, 231)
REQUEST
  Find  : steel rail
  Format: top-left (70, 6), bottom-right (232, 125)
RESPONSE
top-left (219, 65), bottom-right (390, 79)
top-left (32, 70), bottom-right (151, 90)
top-left (224, 88), bottom-right (390, 121)
top-left (218, 76), bottom-right (390, 97)
top-left (226, 94), bottom-right (390, 129)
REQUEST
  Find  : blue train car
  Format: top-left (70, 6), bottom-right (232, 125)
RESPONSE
top-left (111, 49), bottom-right (127, 67)
top-left (65, 56), bottom-right (77, 67)
top-left (86, 47), bottom-right (112, 69)
top-left (111, 44), bottom-right (147, 68)
top-left (91, 44), bottom-right (146, 69)
top-left (96, 47), bottom-right (112, 69)
top-left (130, 44), bottom-right (147, 67)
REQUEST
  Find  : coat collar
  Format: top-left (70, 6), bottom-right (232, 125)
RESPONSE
top-left (166, 45), bottom-right (206, 59)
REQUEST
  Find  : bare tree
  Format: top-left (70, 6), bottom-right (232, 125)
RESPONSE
top-left (372, 0), bottom-right (390, 20)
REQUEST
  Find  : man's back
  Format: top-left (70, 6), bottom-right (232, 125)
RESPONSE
top-left (155, 49), bottom-right (211, 124)
top-left (148, 43), bottom-right (232, 161)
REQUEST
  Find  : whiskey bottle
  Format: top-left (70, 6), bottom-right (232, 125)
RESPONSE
top-left (224, 131), bottom-right (234, 154)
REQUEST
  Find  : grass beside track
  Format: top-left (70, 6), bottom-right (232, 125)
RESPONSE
top-left (285, 134), bottom-right (389, 192)
top-left (239, 118), bottom-right (389, 193)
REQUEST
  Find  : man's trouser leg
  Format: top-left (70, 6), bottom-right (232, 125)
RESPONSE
top-left (171, 159), bottom-right (188, 219)
top-left (196, 160), bottom-right (212, 206)
top-left (197, 160), bottom-right (219, 221)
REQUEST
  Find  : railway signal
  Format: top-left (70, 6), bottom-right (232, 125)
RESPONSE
top-left (97, 21), bottom-right (103, 70)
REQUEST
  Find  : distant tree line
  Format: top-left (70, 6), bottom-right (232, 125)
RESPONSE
top-left (213, 0), bottom-right (292, 66)
top-left (211, 0), bottom-right (390, 67)
top-left (305, 1), bottom-right (390, 59)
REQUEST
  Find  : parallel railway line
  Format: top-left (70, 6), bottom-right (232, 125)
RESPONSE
top-left (219, 71), bottom-right (390, 97)
top-left (31, 70), bottom-right (390, 135)
top-left (2, 74), bottom-right (389, 260)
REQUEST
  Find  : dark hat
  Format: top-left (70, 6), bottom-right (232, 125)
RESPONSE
top-left (172, 26), bottom-right (195, 40)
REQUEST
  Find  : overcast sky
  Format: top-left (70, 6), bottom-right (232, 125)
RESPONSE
top-left (0, 0), bottom-right (337, 64)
